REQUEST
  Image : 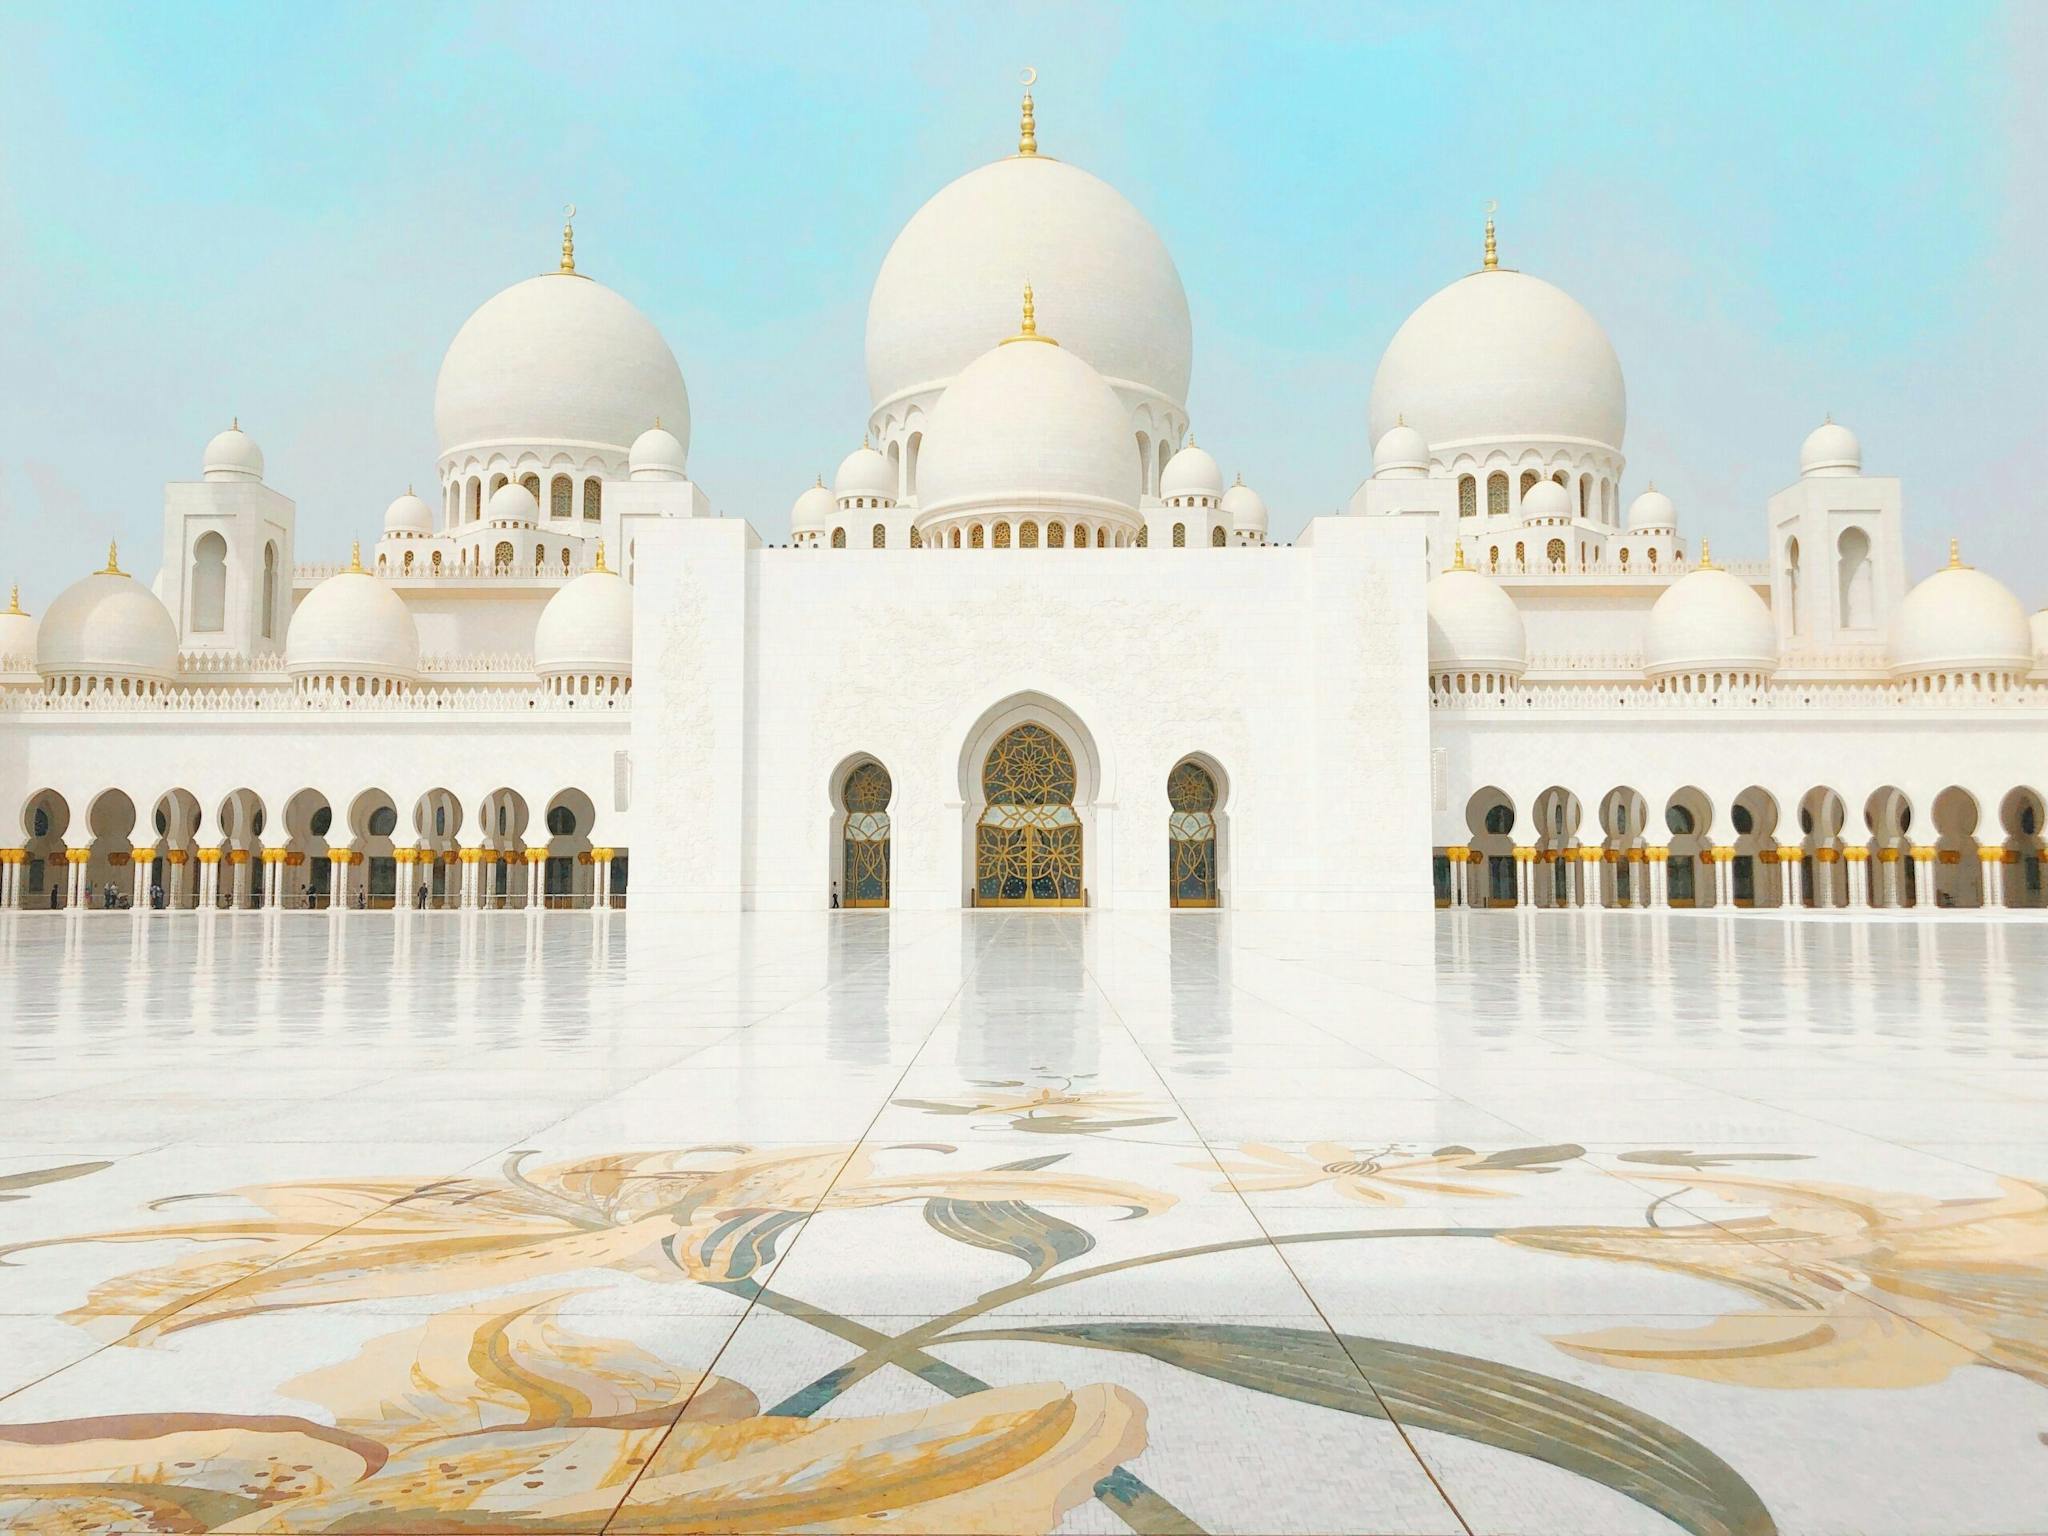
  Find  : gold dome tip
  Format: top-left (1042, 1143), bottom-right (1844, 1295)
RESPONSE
top-left (1449, 539), bottom-right (1467, 572)
top-left (1002, 281), bottom-right (1057, 346)
top-left (1482, 199), bottom-right (1499, 271)
top-left (5, 582), bottom-right (21, 615)
top-left (653, 415), bottom-right (662, 431)
top-left (1018, 67), bottom-right (1038, 155)
top-left (230, 415), bottom-right (239, 432)
top-left (98, 540), bottom-right (124, 576)
top-left (1697, 538), bottom-right (1717, 571)
top-left (1948, 537), bottom-right (1965, 569)
top-left (594, 538), bottom-right (608, 573)
top-left (559, 203), bottom-right (577, 273)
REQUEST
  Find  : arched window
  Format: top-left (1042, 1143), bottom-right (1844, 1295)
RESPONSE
top-left (431, 550), bottom-right (443, 572)
top-left (1173, 522), bottom-right (1186, 547)
top-left (970, 524), bottom-right (984, 548)
top-left (1619, 547), bottom-right (1630, 569)
top-left (1210, 524), bottom-right (1226, 548)
top-left (1095, 527), bottom-right (1107, 548)
top-left (467, 478), bottom-right (482, 521)
top-left (533, 543), bottom-right (545, 569)
top-left (841, 761), bottom-right (892, 907)
top-left (521, 473), bottom-right (540, 502)
top-left (1458, 476), bottom-right (1477, 518)
top-left (832, 527), bottom-right (846, 549)
top-left (1168, 760), bottom-right (1219, 907)
top-left (490, 473), bottom-right (508, 496)
top-left (1020, 521), bottom-right (1038, 548)
top-left (1648, 548), bottom-right (1658, 570)
top-left (1487, 472), bottom-right (1509, 518)
top-left (1514, 541), bottom-right (1525, 566)
top-left (909, 526), bottom-right (923, 548)
top-left (494, 541), bottom-right (514, 572)
top-left (1837, 527), bottom-right (1873, 628)
top-left (550, 476), bottom-right (572, 519)
top-left (871, 523), bottom-right (885, 548)
top-left (1786, 537), bottom-right (1802, 634)
top-left (993, 521), bottom-right (1012, 548)
top-left (582, 478), bottom-right (602, 520)
top-left (1579, 474), bottom-right (1591, 518)
top-left (1546, 537), bottom-right (1566, 568)
top-left (975, 723), bottom-right (1081, 906)
top-left (190, 532), bottom-right (227, 632)
top-left (403, 549), bottom-right (415, 573)
top-left (1137, 525), bottom-right (1149, 548)
top-left (262, 540), bottom-right (278, 639)
top-left (1135, 433), bottom-right (1152, 492)
top-left (1520, 469), bottom-right (1540, 498)
top-left (1048, 522), bottom-right (1065, 548)
top-left (1157, 438), bottom-right (1172, 491)
top-left (561, 548), bottom-right (571, 571)
top-left (905, 432), bottom-right (922, 497)
top-left (1488, 545), bottom-right (1500, 572)
top-left (951, 527), bottom-right (962, 548)
top-left (1552, 470), bottom-right (1568, 487)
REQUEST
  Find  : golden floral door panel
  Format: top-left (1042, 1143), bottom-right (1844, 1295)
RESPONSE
top-left (842, 762), bottom-right (892, 907)
top-left (1168, 760), bottom-right (1219, 907)
top-left (976, 723), bottom-right (1083, 905)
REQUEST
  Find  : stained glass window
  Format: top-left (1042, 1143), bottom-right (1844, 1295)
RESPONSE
top-left (1048, 522), bottom-right (1065, 548)
top-left (1168, 760), bottom-right (1219, 907)
top-left (976, 724), bottom-right (1082, 905)
top-left (994, 521), bottom-right (1012, 548)
top-left (1459, 476), bottom-right (1477, 518)
top-left (1210, 525), bottom-right (1225, 547)
top-left (1487, 473), bottom-right (1508, 518)
top-left (551, 476), bottom-right (572, 519)
top-left (1173, 523), bottom-right (1186, 547)
top-left (1020, 521), bottom-right (1039, 548)
top-left (872, 523), bottom-right (885, 548)
top-left (842, 761), bottom-right (892, 907)
top-left (583, 478), bottom-right (602, 520)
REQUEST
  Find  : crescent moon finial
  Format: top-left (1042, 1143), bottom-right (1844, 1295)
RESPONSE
top-left (565, 202), bottom-right (576, 221)
top-left (1484, 198), bottom-right (1498, 215)
top-left (1021, 66), bottom-right (1037, 87)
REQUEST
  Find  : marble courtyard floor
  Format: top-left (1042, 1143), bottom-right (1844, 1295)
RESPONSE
top-left (0, 909), bottom-right (2044, 1536)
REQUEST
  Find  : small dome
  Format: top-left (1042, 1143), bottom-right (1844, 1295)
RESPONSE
top-left (383, 489), bottom-right (434, 535)
top-left (286, 555), bottom-right (420, 681)
top-left (1644, 564), bottom-right (1778, 675)
top-left (1371, 422), bottom-right (1430, 477)
top-left (485, 482), bottom-right (540, 524)
top-left (834, 444), bottom-right (895, 503)
top-left (1160, 441), bottom-right (1223, 500)
top-left (629, 423), bottom-right (688, 481)
top-left (1520, 478), bottom-right (1571, 520)
top-left (1800, 419), bottom-right (1862, 477)
top-left (37, 554), bottom-right (180, 684)
top-left (534, 561), bottom-right (632, 677)
top-left (1627, 486), bottom-right (1676, 531)
top-left (1888, 551), bottom-right (2033, 677)
top-left (916, 315), bottom-right (1141, 525)
top-left (1221, 475), bottom-right (1268, 532)
top-left (0, 586), bottom-right (40, 678)
top-left (791, 479), bottom-right (836, 533)
top-left (1426, 559), bottom-right (1527, 675)
top-left (2032, 609), bottom-right (2048, 669)
top-left (202, 423), bottom-right (264, 482)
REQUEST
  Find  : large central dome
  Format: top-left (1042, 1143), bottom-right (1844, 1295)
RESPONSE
top-left (435, 263), bottom-right (690, 466)
top-left (1368, 266), bottom-right (1625, 460)
top-left (866, 149), bottom-right (1191, 420)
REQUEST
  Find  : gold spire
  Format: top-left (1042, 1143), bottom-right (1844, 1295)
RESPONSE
top-left (559, 203), bottom-right (577, 273)
top-left (99, 541), bottom-right (125, 576)
top-left (594, 538), bottom-right (608, 573)
top-left (1482, 200), bottom-right (1499, 271)
top-left (349, 540), bottom-right (363, 573)
top-left (1449, 539), bottom-right (1467, 572)
top-left (654, 415), bottom-right (662, 431)
top-left (5, 582), bottom-right (21, 615)
top-left (231, 416), bottom-right (239, 432)
top-left (1003, 281), bottom-right (1057, 345)
top-left (1697, 538), bottom-right (1717, 571)
top-left (1948, 537), bottom-right (1966, 569)
top-left (1018, 67), bottom-right (1038, 155)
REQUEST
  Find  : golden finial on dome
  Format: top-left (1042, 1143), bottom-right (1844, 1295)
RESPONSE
top-left (1948, 537), bottom-right (1965, 569)
top-left (1696, 538), bottom-right (1718, 571)
top-left (1449, 539), bottom-right (1467, 572)
top-left (1003, 281), bottom-right (1058, 345)
top-left (1018, 67), bottom-right (1038, 156)
top-left (653, 415), bottom-right (662, 431)
top-left (99, 541), bottom-right (124, 576)
top-left (5, 582), bottom-right (21, 615)
top-left (231, 416), bottom-right (239, 432)
top-left (559, 203), bottom-right (577, 274)
top-left (348, 540), bottom-right (363, 573)
top-left (594, 538), bottom-right (608, 573)
top-left (1482, 199), bottom-right (1499, 271)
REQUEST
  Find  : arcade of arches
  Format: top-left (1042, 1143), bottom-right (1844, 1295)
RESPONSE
top-left (1440, 783), bottom-right (2048, 911)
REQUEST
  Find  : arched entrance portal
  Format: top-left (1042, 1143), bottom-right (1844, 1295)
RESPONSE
top-left (842, 761), bottom-right (892, 908)
top-left (975, 723), bottom-right (1083, 906)
top-left (1168, 760), bottom-right (1219, 907)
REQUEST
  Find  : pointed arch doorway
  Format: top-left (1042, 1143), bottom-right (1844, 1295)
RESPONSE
top-left (841, 760), bottom-right (892, 907)
top-left (974, 723), bottom-right (1083, 905)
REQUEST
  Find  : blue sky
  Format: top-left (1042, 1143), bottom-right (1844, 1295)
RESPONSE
top-left (1, 1), bottom-right (2041, 605)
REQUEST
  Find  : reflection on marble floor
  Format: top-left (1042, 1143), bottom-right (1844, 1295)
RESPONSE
top-left (0, 910), bottom-right (2044, 1534)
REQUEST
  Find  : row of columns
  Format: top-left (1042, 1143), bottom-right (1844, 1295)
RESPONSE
top-left (0, 845), bottom-right (617, 911)
top-left (1443, 842), bottom-right (2020, 910)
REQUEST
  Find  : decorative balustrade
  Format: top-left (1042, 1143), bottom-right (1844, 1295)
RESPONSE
top-left (419, 652), bottom-right (536, 674)
top-left (0, 684), bottom-right (627, 715)
top-left (294, 561), bottom-right (593, 582)
top-left (1434, 677), bottom-right (2048, 712)
top-left (1481, 557), bottom-right (1770, 580)
top-left (176, 650), bottom-right (288, 675)
top-left (1525, 650), bottom-right (1645, 673)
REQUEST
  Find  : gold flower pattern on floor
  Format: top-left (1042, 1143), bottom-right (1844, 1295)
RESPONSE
top-left (1202, 1140), bottom-right (1585, 1204)
top-left (892, 1079), bottom-right (1177, 1135)
top-left (0, 1293), bottom-right (1147, 1534)
top-left (1511, 1169), bottom-right (2048, 1395)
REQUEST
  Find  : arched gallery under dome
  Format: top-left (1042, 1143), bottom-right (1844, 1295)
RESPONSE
top-left (3, 87), bottom-right (2045, 915)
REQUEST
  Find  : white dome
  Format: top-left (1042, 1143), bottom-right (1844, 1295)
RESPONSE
top-left (834, 445), bottom-right (895, 503)
top-left (1160, 441), bottom-right (1222, 500)
top-left (866, 153), bottom-right (1191, 418)
top-left (1372, 422), bottom-right (1430, 477)
top-left (1369, 268), bottom-right (1625, 458)
top-left (1800, 418), bottom-right (1862, 477)
top-left (1426, 562), bottom-right (1527, 674)
top-left (286, 560), bottom-right (420, 681)
top-left (916, 328), bottom-right (1141, 524)
top-left (1520, 479), bottom-right (1572, 521)
top-left (37, 560), bottom-right (180, 684)
top-left (2032, 609), bottom-right (2048, 668)
top-left (791, 480), bottom-right (836, 533)
top-left (202, 424), bottom-right (264, 482)
top-left (1221, 476), bottom-right (1268, 532)
top-left (435, 272), bottom-right (690, 465)
top-left (534, 564), bottom-right (632, 677)
top-left (1627, 486), bottom-right (1676, 531)
top-left (1887, 556), bottom-right (2033, 677)
top-left (0, 587), bottom-right (40, 677)
top-left (1644, 566), bottom-right (1778, 675)
top-left (485, 482), bottom-right (540, 524)
top-left (629, 423), bottom-right (688, 481)
top-left (383, 490), bottom-right (434, 535)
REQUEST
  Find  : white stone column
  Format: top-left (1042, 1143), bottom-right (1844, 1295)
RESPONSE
top-left (1445, 848), bottom-right (1465, 909)
top-left (329, 853), bottom-right (348, 915)
top-left (1981, 846), bottom-right (2006, 908)
top-left (526, 847), bottom-right (547, 909)
top-left (593, 849), bottom-right (614, 909)
top-left (1647, 848), bottom-right (1668, 908)
top-left (1845, 850), bottom-right (1869, 909)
